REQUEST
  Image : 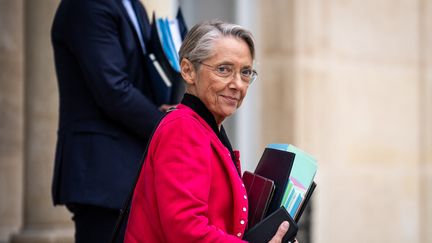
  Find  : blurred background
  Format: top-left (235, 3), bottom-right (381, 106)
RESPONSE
top-left (1, 0), bottom-right (431, 242)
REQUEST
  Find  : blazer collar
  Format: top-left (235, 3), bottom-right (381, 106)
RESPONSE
top-left (117, 0), bottom-right (149, 53)
top-left (181, 94), bottom-right (238, 169)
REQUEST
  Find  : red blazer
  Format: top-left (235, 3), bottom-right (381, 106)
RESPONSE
top-left (124, 104), bottom-right (249, 243)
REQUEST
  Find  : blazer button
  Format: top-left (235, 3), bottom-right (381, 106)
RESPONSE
top-left (242, 207), bottom-right (247, 212)
top-left (243, 195), bottom-right (247, 200)
top-left (237, 232), bottom-right (242, 237)
top-left (240, 220), bottom-right (245, 225)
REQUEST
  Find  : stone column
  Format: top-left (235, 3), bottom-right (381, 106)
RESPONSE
top-left (259, 0), bottom-right (427, 243)
top-left (259, 0), bottom-right (297, 147)
top-left (296, 1), bottom-right (422, 242)
top-left (420, 0), bottom-right (432, 242)
top-left (10, 0), bottom-right (73, 242)
top-left (0, 0), bottom-right (24, 242)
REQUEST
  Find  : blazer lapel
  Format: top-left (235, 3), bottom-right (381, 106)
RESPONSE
top-left (133, 1), bottom-right (151, 41)
top-left (117, 0), bottom-right (149, 54)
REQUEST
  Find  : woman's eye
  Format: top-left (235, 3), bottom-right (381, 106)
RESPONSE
top-left (217, 65), bottom-right (232, 74)
top-left (241, 69), bottom-right (252, 76)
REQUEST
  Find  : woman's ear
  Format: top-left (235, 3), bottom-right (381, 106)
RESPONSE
top-left (180, 58), bottom-right (196, 85)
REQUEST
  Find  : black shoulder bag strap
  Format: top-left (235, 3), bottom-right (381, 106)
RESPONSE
top-left (109, 108), bottom-right (176, 243)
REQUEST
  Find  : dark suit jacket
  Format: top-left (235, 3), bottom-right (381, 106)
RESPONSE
top-left (51, 0), bottom-right (162, 209)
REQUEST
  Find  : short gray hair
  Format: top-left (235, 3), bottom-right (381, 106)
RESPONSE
top-left (179, 20), bottom-right (255, 68)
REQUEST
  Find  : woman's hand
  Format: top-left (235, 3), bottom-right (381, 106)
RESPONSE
top-left (268, 221), bottom-right (289, 243)
top-left (267, 221), bottom-right (299, 243)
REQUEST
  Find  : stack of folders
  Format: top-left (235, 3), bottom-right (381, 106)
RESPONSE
top-left (243, 144), bottom-right (317, 243)
top-left (141, 7), bottom-right (188, 106)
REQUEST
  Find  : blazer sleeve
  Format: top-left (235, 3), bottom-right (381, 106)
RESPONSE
top-left (60, 0), bottom-right (162, 138)
top-left (150, 117), bottom-right (246, 243)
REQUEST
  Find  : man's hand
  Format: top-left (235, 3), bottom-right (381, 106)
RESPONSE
top-left (159, 104), bottom-right (177, 112)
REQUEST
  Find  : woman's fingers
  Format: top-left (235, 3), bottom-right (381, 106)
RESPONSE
top-left (268, 221), bottom-right (289, 243)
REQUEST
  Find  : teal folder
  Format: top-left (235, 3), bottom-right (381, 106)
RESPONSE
top-left (267, 144), bottom-right (317, 217)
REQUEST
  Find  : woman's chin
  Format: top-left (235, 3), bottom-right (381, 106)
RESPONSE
top-left (222, 107), bottom-right (238, 118)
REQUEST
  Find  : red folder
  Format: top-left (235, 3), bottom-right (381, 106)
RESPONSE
top-left (242, 171), bottom-right (275, 229)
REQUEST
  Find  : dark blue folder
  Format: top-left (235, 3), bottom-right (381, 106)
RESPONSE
top-left (176, 7), bottom-right (188, 40)
top-left (254, 148), bottom-right (296, 217)
top-left (149, 13), bottom-right (185, 105)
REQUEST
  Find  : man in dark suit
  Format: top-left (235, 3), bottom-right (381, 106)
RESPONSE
top-left (51, 0), bottom-right (164, 242)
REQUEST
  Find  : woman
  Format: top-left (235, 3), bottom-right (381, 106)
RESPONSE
top-left (124, 20), bottom-right (291, 243)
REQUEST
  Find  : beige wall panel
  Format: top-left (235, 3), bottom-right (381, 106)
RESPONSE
top-left (423, 166), bottom-right (432, 243)
top-left (259, 0), bottom-right (297, 148)
top-left (298, 61), bottom-right (421, 242)
top-left (259, 0), bottom-right (425, 242)
top-left (260, 0), bottom-right (296, 54)
top-left (321, 62), bottom-right (420, 166)
top-left (292, 0), bottom-right (422, 163)
top-left (259, 57), bottom-right (296, 147)
top-left (316, 165), bottom-right (420, 242)
top-left (420, 0), bottom-right (432, 241)
top-left (141, 0), bottom-right (174, 18)
top-left (310, 66), bottom-right (421, 241)
top-left (327, 0), bottom-right (419, 64)
top-left (299, 1), bottom-right (422, 242)
top-left (291, 0), bottom-right (332, 157)
top-left (294, 0), bottom-right (330, 56)
top-left (0, 0), bottom-right (24, 242)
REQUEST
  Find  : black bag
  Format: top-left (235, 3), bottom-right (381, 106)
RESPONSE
top-left (109, 109), bottom-right (175, 243)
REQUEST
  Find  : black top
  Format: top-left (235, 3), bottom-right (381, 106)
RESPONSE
top-left (181, 93), bottom-right (237, 166)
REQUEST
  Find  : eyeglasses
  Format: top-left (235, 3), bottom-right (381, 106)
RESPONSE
top-left (198, 62), bottom-right (258, 85)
